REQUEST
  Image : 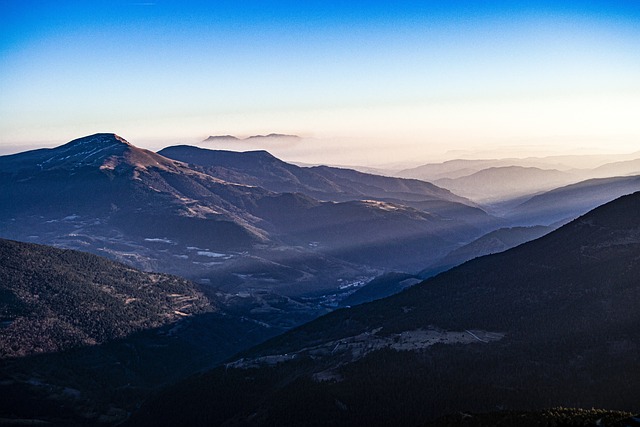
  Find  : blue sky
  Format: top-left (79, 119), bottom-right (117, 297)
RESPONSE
top-left (1, 1), bottom-right (640, 164)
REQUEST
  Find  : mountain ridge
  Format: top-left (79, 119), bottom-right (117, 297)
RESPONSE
top-left (433, 166), bottom-right (579, 203)
top-left (159, 145), bottom-right (476, 206)
top-left (507, 174), bottom-right (640, 226)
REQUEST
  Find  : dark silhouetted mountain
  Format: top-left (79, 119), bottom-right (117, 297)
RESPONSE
top-left (421, 225), bottom-right (554, 278)
top-left (133, 191), bottom-right (640, 426)
top-left (433, 166), bottom-right (578, 203)
top-left (507, 175), bottom-right (640, 226)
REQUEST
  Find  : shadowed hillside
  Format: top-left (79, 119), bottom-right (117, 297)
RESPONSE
top-left (0, 238), bottom-right (294, 425)
top-left (131, 191), bottom-right (640, 426)
top-left (0, 238), bottom-right (212, 358)
top-left (420, 225), bottom-right (554, 278)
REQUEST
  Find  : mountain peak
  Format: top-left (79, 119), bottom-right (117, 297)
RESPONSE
top-left (38, 133), bottom-right (134, 169)
top-left (57, 133), bottom-right (132, 154)
top-left (0, 133), bottom-right (178, 174)
top-left (65, 133), bottom-right (131, 147)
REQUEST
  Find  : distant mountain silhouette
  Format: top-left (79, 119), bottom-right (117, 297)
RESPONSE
top-left (588, 158), bottom-right (640, 179)
top-left (202, 133), bottom-right (300, 142)
top-left (398, 158), bottom-right (520, 181)
top-left (134, 191), bottom-right (640, 426)
top-left (203, 135), bottom-right (241, 142)
top-left (433, 166), bottom-right (578, 203)
top-left (396, 153), bottom-right (640, 182)
top-left (247, 133), bottom-right (300, 139)
top-left (507, 175), bottom-right (640, 226)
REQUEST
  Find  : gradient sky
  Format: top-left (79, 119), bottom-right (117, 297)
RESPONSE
top-left (1, 1), bottom-right (640, 165)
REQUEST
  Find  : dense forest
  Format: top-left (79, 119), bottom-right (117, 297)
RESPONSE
top-left (0, 238), bottom-right (212, 358)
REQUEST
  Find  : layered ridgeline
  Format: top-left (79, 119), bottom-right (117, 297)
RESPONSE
top-left (133, 192), bottom-right (640, 426)
top-left (0, 134), bottom-right (497, 298)
top-left (507, 175), bottom-right (640, 226)
top-left (396, 154), bottom-right (640, 224)
top-left (0, 238), bottom-right (291, 425)
top-left (432, 166), bottom-right (579, 203)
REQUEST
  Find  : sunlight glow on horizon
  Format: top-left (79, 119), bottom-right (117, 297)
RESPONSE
top-left (1, 1), bottom-right (640, 165)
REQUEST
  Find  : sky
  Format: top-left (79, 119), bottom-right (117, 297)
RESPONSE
top-left (1, 0), bottom-right (640, 165)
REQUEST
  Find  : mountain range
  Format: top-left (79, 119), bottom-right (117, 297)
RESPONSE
top-left (3, 133), bottom-right (640, 426)
top-left (132, 190), bottom-right (640, 426)
top-left (158, 145), bottom-right (473, 205)
top-left (0, 134), bottom-right (498, 298)
top-left (396, 152), bottom-right (640, 182)
top-left (395, 154), bottom-right (640, 211)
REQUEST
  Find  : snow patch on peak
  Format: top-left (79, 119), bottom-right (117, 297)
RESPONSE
top-left (113, 134), bottom-right (129, 144)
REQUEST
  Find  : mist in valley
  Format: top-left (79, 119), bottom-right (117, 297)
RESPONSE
top-left (2, 1), bottom-right (640, 426)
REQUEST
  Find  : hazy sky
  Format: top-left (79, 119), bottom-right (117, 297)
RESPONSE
top-left (1, 1), bottom-right (639, 165)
